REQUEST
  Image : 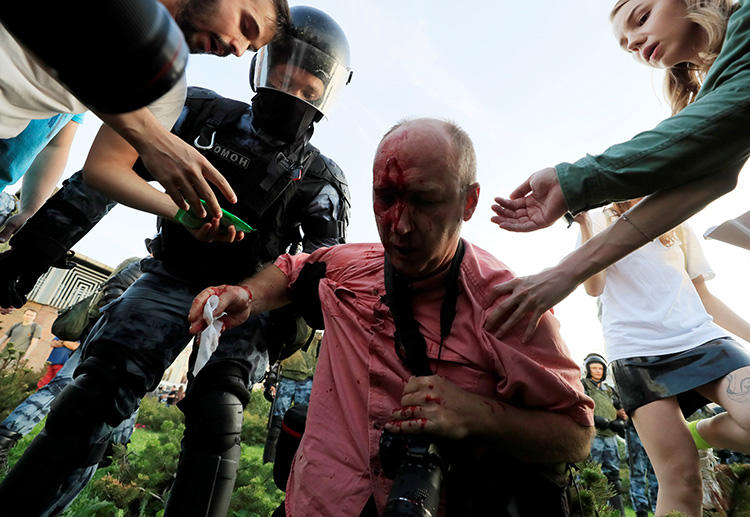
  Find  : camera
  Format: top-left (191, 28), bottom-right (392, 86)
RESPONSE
top-left (379, 431), bottom-right (444, 517)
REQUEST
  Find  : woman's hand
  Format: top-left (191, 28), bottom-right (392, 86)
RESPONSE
top-left (484, 265), bottom-right (580, 342)
top-left (491, 167), bottom-right (567, 232)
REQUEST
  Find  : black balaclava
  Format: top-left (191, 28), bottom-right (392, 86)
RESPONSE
top-left (251, 89), bottom-right (322, 144)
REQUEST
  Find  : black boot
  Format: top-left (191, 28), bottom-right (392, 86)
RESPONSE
top-left (263, 415), bottom-right (283, 464)
top-left (0, 427), bottom-right (21, 470)
top-left (164, 377), bottom-right (247, 517)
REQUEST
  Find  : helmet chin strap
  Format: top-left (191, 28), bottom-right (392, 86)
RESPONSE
top-left (251, 89), bottom-right (321, 143)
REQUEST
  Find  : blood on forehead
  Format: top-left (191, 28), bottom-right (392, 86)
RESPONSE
top-left (382, 157), bottom-right (404, 188)
top-left (373, 155), bottom-right (407, 228)
top-left (374, 128), bottom-right (411, 186)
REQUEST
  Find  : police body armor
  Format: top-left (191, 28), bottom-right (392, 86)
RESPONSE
top-left (144, 86), bottom-right (349, 285)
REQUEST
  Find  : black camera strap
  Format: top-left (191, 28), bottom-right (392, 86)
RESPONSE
top-left (381, 239), bottom-right (465, 376)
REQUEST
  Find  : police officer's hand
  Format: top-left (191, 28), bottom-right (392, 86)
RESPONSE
top-left (0, 249), bottom-right (38, 308)
top-left (385, 375), bottom-right (480, 440)
top-left (0, 211), bottom-right (32, 243)
top-left (188, 284), bottom-right (253, 334)
top-left (594, 415), bottom-right (611, 430)
top-left (183, 217), bottom-right (245, 244)
top-left (491, 167), bottom-right (567, 233)
top-left (609, 418), bottom-right (627, 436)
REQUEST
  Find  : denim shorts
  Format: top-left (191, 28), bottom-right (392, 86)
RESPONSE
top-left (611, 337), bottom-right (750, 417)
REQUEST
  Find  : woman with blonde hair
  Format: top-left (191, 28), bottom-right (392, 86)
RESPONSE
top-left (489, 0), bottom-right (750, 339)
top-left (574, 197), bottom-right (750, 516)
top-left (485, 3), bottom-right (750, 512)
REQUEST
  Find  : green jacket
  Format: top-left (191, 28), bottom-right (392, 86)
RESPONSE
top-left (557, 0), bottom-right (750, 214)
top-left (279, 335), bottom-right (320, 382)
top-left (581, 378), bottom-right (618, 438)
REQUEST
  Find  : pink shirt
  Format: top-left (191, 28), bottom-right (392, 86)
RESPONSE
top-left (275, 242), bottom-right (593, 516)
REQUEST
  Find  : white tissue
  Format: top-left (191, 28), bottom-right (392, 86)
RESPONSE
top-left (194, 295), bottom-right (225, 375)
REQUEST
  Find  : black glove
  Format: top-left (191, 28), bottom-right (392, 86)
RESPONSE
top-left (594, 415), bottom-right (611, 430)
top-left (609, 418), bottom-right (627, 437)
top-left (0, 239), bottom-right (74, 308)
top-left (0, 249), bottom-right (41, 308)
top-left (263, 384), bottom-right (275, 403)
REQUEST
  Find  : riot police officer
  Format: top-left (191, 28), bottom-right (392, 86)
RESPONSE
top-left (0, 7), bottom-right (352, 516)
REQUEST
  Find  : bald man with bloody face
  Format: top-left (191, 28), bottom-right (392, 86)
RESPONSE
top-left (189, 118), bottom-right (594, 516)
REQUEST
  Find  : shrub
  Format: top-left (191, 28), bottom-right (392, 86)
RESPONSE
top-left (246, 388), bottom-right (272, 417)
top-left (241, 388), bottom-right (273, 446)
top-left (61, 492), bottom-right (124, 517)
top-left (0, 358), bottom-right (43, 421)
top-left (229, 451), bottom-right (284, 516)
top-left (568, 461), bottom-right (620, 517)
top-left (11, 383), bottom-right (284, 516)
top-left (84, 401), bottom-right (186, 516)
top-left (135, 396), bottom-right (183, 431)
top-left (241, 411), bottom-right (269, 446)
top-left (90, 474), bottom-right (140, 508)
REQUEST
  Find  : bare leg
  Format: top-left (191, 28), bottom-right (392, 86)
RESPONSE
top-left (694, 365), bottom-right (750, 452)
top-left (632, 398), bottom-right (701, 517)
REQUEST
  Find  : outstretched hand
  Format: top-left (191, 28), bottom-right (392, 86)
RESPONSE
top-left (484, 265), bottom-right (579, 342)
top-left (188, 284), bottom-right (253, 334)
top-left (491, 167), bottom-right (567, 232)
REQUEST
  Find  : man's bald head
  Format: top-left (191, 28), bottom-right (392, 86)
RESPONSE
top-left (372, 118), bottom-right (479, 278)
top-left (380, 118), bottom-right (476, 189)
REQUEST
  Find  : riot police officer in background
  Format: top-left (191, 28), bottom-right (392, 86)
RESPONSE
top-left (0, 7), bottom-right (352, 517)
top-left (581, 353), bottom-right (627, 517)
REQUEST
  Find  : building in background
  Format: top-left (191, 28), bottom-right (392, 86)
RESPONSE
top-left (0, 253), bottom-right (110, 369)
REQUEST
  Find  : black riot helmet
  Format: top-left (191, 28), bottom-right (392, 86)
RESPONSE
top-left (251, 6), bottom-right (353, 119)
top-left (584, 353), bottom-right (607, 381)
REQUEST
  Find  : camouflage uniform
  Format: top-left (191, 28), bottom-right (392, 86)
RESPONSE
top-left (272, 339), bottom-right (319, 419)
top-left (582, 376), bottom-right (625, 516)
top-left (625, 423), bottom-right (657, 516)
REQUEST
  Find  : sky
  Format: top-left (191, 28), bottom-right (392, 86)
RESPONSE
top-left (14, 0), bottom-right (750, 365)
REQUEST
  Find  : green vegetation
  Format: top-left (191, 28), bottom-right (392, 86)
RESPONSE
top-left (61, 393), bottom-right (285, 517)
top-left (0, 358), bottom-right (42, 422)
top-left (3, 364), bottom-right (747, 516)
top-left (1, 389), bottom-right (283, 517)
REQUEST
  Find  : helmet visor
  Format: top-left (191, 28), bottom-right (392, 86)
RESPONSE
top-left (253, 38), bottom-right (350, 117)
